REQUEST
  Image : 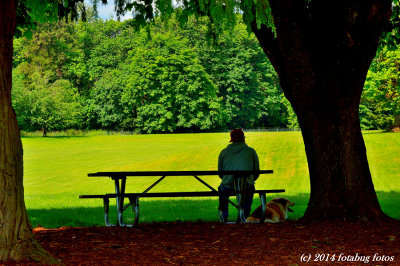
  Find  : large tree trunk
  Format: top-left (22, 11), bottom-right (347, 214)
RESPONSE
top-left (0, 0), bottom-right (57, 263)
top-left (297, 100), bottom-right (383, 219)
top-left (252, 0), bottom-right (392, 220)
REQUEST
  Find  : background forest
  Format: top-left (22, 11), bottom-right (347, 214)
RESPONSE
top-left (11, 11), bottom-right (400, 133)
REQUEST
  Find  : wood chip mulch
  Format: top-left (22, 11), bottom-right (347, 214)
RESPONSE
top-left (3, 219), bottom-right (400, 265)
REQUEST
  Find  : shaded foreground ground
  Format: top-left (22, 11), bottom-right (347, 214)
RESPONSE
top-left (5, 219), bottom-right (400, 265)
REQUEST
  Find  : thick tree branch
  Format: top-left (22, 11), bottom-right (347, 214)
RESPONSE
top-left (250, 22), bottom-right (294, 103)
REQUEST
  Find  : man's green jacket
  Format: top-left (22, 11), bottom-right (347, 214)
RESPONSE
top-left (218, 142), bottom-right (260, 188)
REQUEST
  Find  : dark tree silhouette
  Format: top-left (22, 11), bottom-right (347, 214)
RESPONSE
top-left (251, 0), bottom-right (392, 220)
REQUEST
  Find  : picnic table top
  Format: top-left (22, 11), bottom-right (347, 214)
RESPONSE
top-left (88, 170), bottom-right (273, 177)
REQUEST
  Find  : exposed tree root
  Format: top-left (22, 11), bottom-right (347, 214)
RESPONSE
top-left (1, 233), bottom-right (59, 264)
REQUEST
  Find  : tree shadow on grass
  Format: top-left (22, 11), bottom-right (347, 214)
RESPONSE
top-left (376, 191), bottom-right (400, 220)
top-left (26, 191), bottom-right (399, 228)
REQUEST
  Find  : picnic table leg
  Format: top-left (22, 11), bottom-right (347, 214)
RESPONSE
top-left (259, 193), bottom-right (267, 224)
top-left (236, 192), bottom-right (245, 223)
top-left (237, 195), bottom-right (247, 223)
top-left (103, 197), bottom-right (111, 226)
top-left (234, 177), bottom-right (247, 223)
top-left (114, 177), bottom-right (126, 226)
top-left (127, 196), bottom-right (140, 226)
top-left (128, 196), bottom-right (140, 227)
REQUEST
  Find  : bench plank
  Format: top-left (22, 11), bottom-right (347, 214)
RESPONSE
top-left (88, 170), bottom-right (273, 177)
top-left (80, 189), bottom-right (285, 199)
top-left (108, 190), bottom-right (285, 197)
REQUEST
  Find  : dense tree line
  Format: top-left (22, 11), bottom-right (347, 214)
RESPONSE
top-left (11, 14), bottom-right (399, 133)
top-left (11, 15), bottom-right (286, 133)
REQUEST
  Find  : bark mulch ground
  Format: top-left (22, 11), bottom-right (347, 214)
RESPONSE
top-left (3, 219), bottom-right (400, 265)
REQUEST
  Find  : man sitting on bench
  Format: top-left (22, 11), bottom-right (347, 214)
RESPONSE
top-left (218, 128), bottom-right (260, 222)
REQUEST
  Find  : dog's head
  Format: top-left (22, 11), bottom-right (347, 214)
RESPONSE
top-left (270, 197), bottom-right (295, 212)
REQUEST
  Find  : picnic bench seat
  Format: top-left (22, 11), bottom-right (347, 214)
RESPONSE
top-left (79, 171), bottom-right (285, 227)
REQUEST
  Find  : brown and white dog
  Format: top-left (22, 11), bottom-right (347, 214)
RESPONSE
top-left (246, 197), bottom-right (295, 223)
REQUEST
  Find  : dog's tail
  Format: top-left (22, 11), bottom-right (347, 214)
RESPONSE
top-left (246, 205), bottom-right (262, 222)
top-left (246, 216), bottom-right (260, 223)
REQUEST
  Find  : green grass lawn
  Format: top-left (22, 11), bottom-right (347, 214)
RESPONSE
top-left (22, 131), bottom-right (400, 227)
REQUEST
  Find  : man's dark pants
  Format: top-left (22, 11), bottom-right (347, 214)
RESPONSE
top-left (218, 184), bottom-right (255, 221)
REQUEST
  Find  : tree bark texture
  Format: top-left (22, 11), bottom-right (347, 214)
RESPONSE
top-left (0, 0), bottom-right (57, 262)
top-left (252, 0), bottom-right (392, 220)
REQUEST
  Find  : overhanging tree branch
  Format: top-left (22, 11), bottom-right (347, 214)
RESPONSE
top-left (250, 21), bottom-right (294, 103)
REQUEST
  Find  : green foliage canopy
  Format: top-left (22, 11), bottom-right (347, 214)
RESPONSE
top-left (12, 14), bottom-right (290, 132)
top-left (362, 46), bottom-right (400, 130)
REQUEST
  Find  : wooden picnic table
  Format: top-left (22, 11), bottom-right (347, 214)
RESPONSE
top-left (80, 170), bottom-right (285, 226)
